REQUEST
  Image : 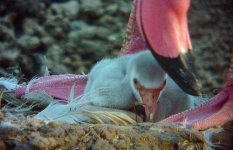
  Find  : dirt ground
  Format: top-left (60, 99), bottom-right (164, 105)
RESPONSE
top-left (0, 110), bottom-right (233, 150)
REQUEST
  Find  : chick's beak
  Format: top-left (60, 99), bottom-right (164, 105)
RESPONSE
top-left (135, 80), bottom-right (166, 122)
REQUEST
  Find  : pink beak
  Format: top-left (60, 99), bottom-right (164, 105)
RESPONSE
top-left (135, 80), bottom-right (166, 122)
top-left (136, 0), bottom-right (201, 96)
top-left (137, 0), bottom-right (192, 58)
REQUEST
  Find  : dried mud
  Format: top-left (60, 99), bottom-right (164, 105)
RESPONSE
top-left (0, 110), bottom-right (233, 150)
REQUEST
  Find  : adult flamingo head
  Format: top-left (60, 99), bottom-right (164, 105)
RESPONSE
top-left (135, 0), bottom-right (233, 130)
top-left (137, 0), bottom-right (202, 96)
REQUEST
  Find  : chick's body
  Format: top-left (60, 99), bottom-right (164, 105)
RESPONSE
top-left (82, 51), bottom-right (166, 110)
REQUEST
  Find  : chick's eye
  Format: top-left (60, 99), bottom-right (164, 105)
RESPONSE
top-left (133, 78), bottom-right (138, 84)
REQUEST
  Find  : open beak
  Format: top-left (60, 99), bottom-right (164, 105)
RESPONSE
top-left (135, 80), bottom-right (166, 122)
top-left (137, 0), bottom-right (202, 96)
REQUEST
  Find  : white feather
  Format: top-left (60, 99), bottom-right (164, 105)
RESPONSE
top-left (22, 91), bottom-right (56, 105)
top-left (34, 101), bottom-right (142, 124)
top-left (25, 76), bottom-right (39, 94)
top-left (68, 83), bottom-right (76, 103)
top-left (43, 56), bottom-right (50, 76)
top-left (44, 66), bottom-right (50, 76)
top-left (0, 77), bottom-right (21, 91)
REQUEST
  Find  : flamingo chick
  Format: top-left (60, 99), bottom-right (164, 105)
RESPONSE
top-left (80, 50), bottom-right (166, 121)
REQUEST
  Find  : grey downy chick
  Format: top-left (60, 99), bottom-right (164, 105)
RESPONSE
top-left (80, 50), bottom-right (167, 121)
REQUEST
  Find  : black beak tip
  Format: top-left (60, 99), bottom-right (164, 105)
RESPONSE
top-left (151, 52), bottom-right (202, 96)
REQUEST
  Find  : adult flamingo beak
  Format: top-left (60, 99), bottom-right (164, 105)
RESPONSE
top-left (137, 0), bottom-right (201, 96)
